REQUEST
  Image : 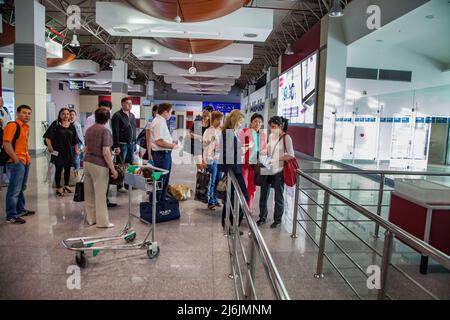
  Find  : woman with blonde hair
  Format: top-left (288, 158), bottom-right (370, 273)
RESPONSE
top-left (218, 110), bottom-right (248, 233)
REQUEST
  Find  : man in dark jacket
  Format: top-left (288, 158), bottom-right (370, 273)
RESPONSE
top-left (111, 97), bottom-right (136, 192)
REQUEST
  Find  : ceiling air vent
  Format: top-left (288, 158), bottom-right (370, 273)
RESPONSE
top-left (378, 69), bottom-right (412, 82)
top-left (347, 67), bottom-right (378, 80)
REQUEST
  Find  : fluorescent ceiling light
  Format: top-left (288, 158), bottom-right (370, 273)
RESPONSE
top-left (150, 29), bottom-right (185, 34)
top-left (187, 31), bottom-right (220, 36)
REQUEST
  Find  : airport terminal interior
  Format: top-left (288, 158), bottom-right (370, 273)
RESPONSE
top-left (0, 0), bottom-right (449, 301)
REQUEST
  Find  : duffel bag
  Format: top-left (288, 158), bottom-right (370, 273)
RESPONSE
top-left (140, 198), bottom-right (180, 223)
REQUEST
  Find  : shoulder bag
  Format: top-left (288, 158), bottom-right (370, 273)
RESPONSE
top-left (282, 135), bottom-right (299, 187)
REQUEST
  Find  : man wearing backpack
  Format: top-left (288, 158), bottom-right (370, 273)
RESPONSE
top-left (1, 105), bottom-right (35, 224)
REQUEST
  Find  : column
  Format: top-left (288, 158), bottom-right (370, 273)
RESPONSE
top-left (14, 0), bottom-right (47, 154)
top-left (142, 80), bottom-right (154, 121)
top-left (111, 59), bottom-right (128, 113)
top-left (315, 15), bottom-right (348, 161)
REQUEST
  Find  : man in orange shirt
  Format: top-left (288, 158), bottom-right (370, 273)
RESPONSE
top-left (2, 105), bottom-right (35, 224)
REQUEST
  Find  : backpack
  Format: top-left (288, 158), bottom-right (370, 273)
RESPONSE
top-left (0, 121), bottom-right (21, 165)
top-left (136, 127), bottom-right (147, 149)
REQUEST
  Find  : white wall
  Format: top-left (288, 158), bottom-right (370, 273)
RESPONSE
top-left (48, 80), bottom-right (81, 117)
top-left (342, 84), bottom-right (450, 162)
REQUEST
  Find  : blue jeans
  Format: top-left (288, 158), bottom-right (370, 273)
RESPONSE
top-left (118, 143), bottom-right (134, 164)
top-left (153, 150), bottom-right (172, 202)
top-left (207, 160), bottom-right (220, 206)
top-left (72, 143), bottom-right (82, 170)
top-left (117, 143), bottom-right (135, 189)
top-left (5, 162), bottom-right (30, 219)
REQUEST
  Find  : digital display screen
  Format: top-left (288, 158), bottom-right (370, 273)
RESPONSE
top-left (68, 81), bottom-right (86, 90)
top-left (277, 52), bottom-right (317, 124)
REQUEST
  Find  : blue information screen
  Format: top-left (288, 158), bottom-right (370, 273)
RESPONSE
top-left (202, 102), bottom-right (240, 114)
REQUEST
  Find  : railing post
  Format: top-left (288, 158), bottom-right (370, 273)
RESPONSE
top-left (314, 191), bottom-right (330, 279)
top-left (224, 172), bottom-right (232, 237)
top-left (231, 184), bottom-right (240, 285)
top-left (291, 175), bottom-right (300, 239)
top-left (378, 230), bottom-right (394, 300)
top-left (245, 235), bottom-right (256, 300)
top-left (374, 173), bottom-right (385, 238)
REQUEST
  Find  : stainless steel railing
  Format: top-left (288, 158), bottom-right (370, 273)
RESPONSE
top-left (291, 168), bottom-right (450, 300)
top-left (225, 170), bottom-right (290, 300)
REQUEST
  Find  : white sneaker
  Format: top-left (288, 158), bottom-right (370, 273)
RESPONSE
top-left (117, 188), bottom-right (128, 193)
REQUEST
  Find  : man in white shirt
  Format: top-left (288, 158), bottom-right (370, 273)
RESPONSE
top-left (84, 100), bottom-right (112, 134)
top-left (150, 103), bottom-right (178, 201)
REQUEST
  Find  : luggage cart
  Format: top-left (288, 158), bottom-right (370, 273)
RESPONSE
top-left (61, 164), bottom-right (168, 268)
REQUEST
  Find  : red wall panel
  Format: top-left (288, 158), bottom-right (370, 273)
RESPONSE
top-left (281, 22), bottom-right (321, 73)
top-left (287, 126), bottom-right (316, 157)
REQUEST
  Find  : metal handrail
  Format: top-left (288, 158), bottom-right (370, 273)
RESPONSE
top-left (296, 169), bottom-right (450, 267)
top-left (225, 170), bottom-right (290, 300)
top-left (300, 169), bottom-right (450, 176)
top-left (292, 168), bottom-right (450, 300)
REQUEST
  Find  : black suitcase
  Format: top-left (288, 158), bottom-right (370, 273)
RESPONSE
top-left (140, 197), bottom-right (180, 223)
top-left (194, 170), bottom-right (210, 203)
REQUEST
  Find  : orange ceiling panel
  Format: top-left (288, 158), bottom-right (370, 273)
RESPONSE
top-left (125, 0), bottom-right (250, 22)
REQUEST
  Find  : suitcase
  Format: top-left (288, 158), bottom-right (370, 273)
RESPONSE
top-left (140, 197), bottom-right (180, 223)
top-left (194, 170), bottom-right (210, 203)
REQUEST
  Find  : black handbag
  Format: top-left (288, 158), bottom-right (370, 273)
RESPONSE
top-left (194, 169), bottom-right (211, 203)
top-left (253, 164), bottom-right (265, 187)
top-left (73, 174), bottom-right (84, 202)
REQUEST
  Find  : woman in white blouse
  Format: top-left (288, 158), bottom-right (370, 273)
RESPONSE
top-left (257, 116), bottom-right (295, 228)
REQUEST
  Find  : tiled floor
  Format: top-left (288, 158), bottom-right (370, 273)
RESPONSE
top-left (0, 155), bottom-right (448, 300)
top-left (0, 156), bottom-right (234, 300)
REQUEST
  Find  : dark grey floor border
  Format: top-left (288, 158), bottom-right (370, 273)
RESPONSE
top-left (324, 160), bottom-right (395, 188)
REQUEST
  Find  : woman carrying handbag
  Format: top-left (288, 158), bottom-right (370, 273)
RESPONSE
top-left (257, 116), bottom-right (295, 229)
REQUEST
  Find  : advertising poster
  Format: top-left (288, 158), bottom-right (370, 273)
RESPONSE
top-left (278, 64), bottom-right (308, 123)
top-left (302, 53), bottom-right (317, 100)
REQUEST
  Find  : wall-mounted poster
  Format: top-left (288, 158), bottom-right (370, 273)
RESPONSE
top-left (277, 52), bottom-right (318, 124)
top-left (302, 53), bottom-right (317, 100)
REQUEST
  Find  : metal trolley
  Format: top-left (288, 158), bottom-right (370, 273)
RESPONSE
top-left (62, 165), bottom-right (168, 268)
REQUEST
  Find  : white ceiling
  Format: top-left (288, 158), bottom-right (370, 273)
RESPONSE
top-left (96, 2), bottom-right (273, 42)
top-left (350, 0), bottom-right (450, 68)
top-left (347, 0), bottom-right (450, 98)
top-left (153, 62), bottom-right (241, 78)
top-left (163, 76), bottom-right (235, 86)
top-left (132, 39), bottom-right (253, 64)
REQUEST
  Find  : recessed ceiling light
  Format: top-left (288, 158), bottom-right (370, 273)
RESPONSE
top-left (243, 33), bottom-right (258, 38)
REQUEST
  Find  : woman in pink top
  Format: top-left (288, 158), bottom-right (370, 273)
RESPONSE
top-left (240, 113), bottom-right (267, 209)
